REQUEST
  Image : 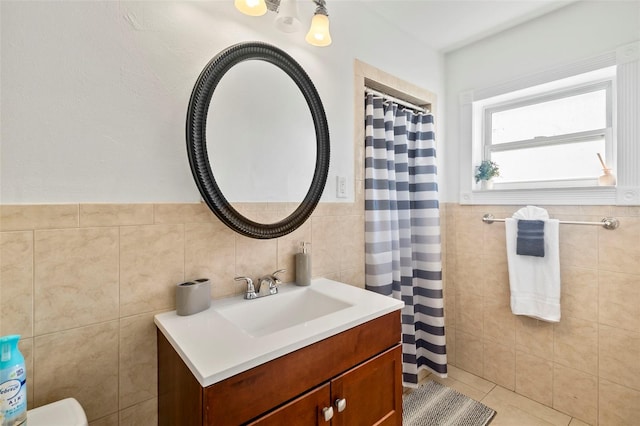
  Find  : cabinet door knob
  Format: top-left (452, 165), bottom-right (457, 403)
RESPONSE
top-left (322, 406), bottom-right (334, 422)
top-left (335, 398), bottom-right (347, 412)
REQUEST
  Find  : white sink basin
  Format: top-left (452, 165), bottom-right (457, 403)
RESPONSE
top-left (217, 287), bottom-right (353, 337)
top-left (155, 278), bottom-right (404, 387)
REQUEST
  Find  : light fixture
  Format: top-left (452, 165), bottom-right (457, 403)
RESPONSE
top-left (235, 0), bottom-right (332, 47)
top-left (305, 0), bottom-right (331, 47)
top-left (275, 0), bottom-right (302, 33)
top-left (235, 0), bottom-right (267, 17)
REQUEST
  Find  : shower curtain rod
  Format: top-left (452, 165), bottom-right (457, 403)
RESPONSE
top-left (482, 214), bottom-right (619, 230)
top-left (365, 87), bottom-right (428, 113)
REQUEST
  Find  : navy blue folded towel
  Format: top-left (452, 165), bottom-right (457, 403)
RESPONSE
top-left (517, 220), bottom-right (545, 257)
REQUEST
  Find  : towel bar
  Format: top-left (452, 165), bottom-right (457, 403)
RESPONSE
top-left (482, 214), bottom-right (619, 230)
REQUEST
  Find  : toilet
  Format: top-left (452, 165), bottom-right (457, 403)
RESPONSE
top-left (27, 398), bottom-right (88, 426)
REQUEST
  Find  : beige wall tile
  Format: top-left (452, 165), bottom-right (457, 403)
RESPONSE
top-left (598, 216), bottom-right (640, 275)
top-left (119, 397), bottom-right (157, 426)
top-left (598, 270), bottom-right (640, 332)
top-left (552, 364), bottom-right (597, 425)
top-left (185, 222), bottom-right (237, 299)
top-left (311, 216), bottom-right (342, 276)
top-left (339, 266), bottom-right (365, 288)
top-left (339, 215), bottom-right (365, 271)
top-left (456, 292), bottom-right (483, 336)
top-left (34, 321), bottom-right (119, 422)
top-left (598, 325), bottom-right (640, 391)
top-left (119, 313), bottom-right (157, 410)
top-left (234, 235), bottom-right (277, 282)
top-left (483, 298), bottom-right (516, 347)
top-left (444, 289), bottom-right (455, 328)
top-left (79, 204), bottom-right (153, 227)
top-left (0, 204), bottom-right (78, 231)
top-left (34, 227), bottom-right (119, 334)
top-left (515, 350), bottom-right (553, 407)
top-left (516, 317), bottom-right (554, 361)
top-left (0, 231), bottom-right (33, 337)
top-left (454, 252), bottom-right (484, 297)
top-left (455, 210), bottom-right (484, 255)
top-left (599, 379), bottom-right (640, 425)
top-left (559, 223), bottom-right (598, 269)
top-left (483, 255), bottom-right (509, 302)
top-left (483, 221), bottom-right (506, 257)
top-left (560, 266), bottom-right (598, 322)
top-left (319, 272), bottom-right (340, 281)
top-left (120, 224), bottom-right (184, 317)
top-left (483, 341), bottom-right (515, 390)
top-left (445, 326), bottom-right (456, 365)
top-left (611, 206), bottom-right (640, 217)
top-left (579, 205), bottom-right (613, 216)
top-left (455, 330), bottom-right (483, 377)
top-left (153, 203), bottom-right (216, 224)
top-left (553, 316), bottom-right (598, 373)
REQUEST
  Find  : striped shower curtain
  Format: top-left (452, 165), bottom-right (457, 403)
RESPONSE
top-left (364, 93), bottom-right (447, 387)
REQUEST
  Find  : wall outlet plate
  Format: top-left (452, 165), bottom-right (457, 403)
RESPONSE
top-left (336, 176), bottom-right (347, 198)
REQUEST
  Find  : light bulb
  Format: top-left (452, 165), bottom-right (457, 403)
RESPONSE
top-left (305, 14), bottom-right (332, 47)
top-left (234, 0), bottom-right (267, 17)
top-left (275, 0), bottom-right (302, 33)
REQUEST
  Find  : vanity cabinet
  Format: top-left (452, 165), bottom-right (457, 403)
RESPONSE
top-left (158, 311), bottom-right (402, 425)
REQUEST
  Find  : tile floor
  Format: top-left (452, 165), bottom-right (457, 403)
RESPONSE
top-left (417, 365), bottom-right (591, 426)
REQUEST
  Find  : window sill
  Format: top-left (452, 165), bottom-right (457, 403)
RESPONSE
top-left (461, 185), bottom-right (619, 205)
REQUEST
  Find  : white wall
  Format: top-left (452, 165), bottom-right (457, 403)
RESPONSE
top-left (0, 1), bottom-right (444, 204)
top-left (443, 0), bottom-right (640, 203)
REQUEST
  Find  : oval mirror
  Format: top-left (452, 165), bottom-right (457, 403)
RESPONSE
top-left (207, 60), bottom-right (316, 209)
top-left (186, 42), bottom-right (330, 239)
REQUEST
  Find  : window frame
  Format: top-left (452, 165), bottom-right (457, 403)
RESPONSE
top-left (457, 42), bottom-right (640, 206)
top-left (481, 80), bottom-right (614, 189)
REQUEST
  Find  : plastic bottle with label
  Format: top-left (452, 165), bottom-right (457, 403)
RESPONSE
top-left (0, 335), bottom-right (27, 426)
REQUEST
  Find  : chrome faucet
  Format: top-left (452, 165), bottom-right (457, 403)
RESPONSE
top-left (256, 269), bottom-right (286, 296)
top-left (235, 269), bottom-right (286, 300)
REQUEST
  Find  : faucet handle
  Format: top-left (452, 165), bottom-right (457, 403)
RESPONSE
top-left (234, 276), bottom-right (257, 299)
top-left (271, 269), bottom-right (286, 285)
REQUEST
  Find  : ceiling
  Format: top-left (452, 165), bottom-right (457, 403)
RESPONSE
top-left (354, 0), bottom-right (577, 52)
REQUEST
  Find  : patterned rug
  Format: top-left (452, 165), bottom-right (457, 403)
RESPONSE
top-left (403, 380), bottom-right (496, 426)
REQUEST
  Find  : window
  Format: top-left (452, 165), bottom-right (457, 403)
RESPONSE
top-left (476, 67), bottom-right (615, 190)
top-left (459, 42), bottom-right (640, 206)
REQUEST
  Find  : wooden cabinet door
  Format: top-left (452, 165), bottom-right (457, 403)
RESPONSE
top-left (247, 383), bottom-right (332, 426)
top-left (330, 344), bottom-right (402, 426)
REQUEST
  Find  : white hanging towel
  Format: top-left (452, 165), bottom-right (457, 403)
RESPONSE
top-left (505, 206), bottom-right (561, 322)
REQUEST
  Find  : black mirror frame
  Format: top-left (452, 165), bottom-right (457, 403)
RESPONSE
top-left (186, 42), bottom-right (330, 239)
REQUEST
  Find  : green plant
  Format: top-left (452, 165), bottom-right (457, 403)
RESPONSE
top-left (475, 160), bottom-right (500, 183)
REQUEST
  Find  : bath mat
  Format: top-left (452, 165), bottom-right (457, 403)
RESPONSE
top-left (403, 380), bottom-right (496, 426)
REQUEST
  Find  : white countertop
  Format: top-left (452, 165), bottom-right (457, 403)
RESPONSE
top-left (154, 278), bottom-right (404, 387)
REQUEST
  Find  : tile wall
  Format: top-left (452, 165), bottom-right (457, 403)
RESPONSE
top-left (0, 199), bottom-right (365, 425)
top-left (442, 203), bottom-right (640, 425)
top-left (3, 200), bottom-right (638, 425)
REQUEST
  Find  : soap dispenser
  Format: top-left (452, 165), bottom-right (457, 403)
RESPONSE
top-left (295, 242), bottom-right (311, 286)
